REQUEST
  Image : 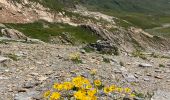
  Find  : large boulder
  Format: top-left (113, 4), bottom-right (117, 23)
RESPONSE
top-left (1, 28), bottom-right (27, 40)
top-left (84, 40), bottom-right (119, 55)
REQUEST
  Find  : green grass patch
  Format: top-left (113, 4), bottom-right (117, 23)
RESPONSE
top-left (132, 50), bottom-right (147, 60)
top-left (5, 21), bottom-right (100, 44)
top-left (147, 27), bottom-right (170, 38)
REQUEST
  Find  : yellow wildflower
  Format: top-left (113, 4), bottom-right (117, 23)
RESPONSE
top-left (57, 84), bottom-right (63, 91)
top-left (116, 87), bottom-right (123, 93)
top-left (53, 83), bottom-right (63, 91)
top-left (74, 91), bottom-right (85, 100)
top-left (87, 89), bottom-right (97, 97)
top-left (109, 85), bottom-right (116, 91)
top-left (94, 80), bottom-right (101, 86)
top-left (43, 90), bottom-right (50, 98)
top-left (53, 83), bottom-right (59, 90)
top-left (91, 96), bottom-right (97, 100)
top-left (124, 87), bottom-right (131, 93)
top-left (63, 82), bottom-right (73, 90)
top-left (82, 96), bottom-right (91, 100)
top-left (85, 85), bottom-right (92, 90)
top-left (72, 76), bottom-right (84, 88)
top-left (104, 87), bottom-right (111, 94)
top-left (50, 92), bottom-right (60, 100)
top-left (83, 78), bottom-right (90, 85)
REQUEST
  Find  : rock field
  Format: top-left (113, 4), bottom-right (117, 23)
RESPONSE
top-left (0, 42), bottom-right (170, 100)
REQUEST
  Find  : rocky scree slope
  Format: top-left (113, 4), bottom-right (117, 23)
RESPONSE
top-left (0, 42), bottom-right (170, 100)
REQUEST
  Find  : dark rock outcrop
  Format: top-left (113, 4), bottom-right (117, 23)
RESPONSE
top-left (84, 40), bottom-right (119, 55)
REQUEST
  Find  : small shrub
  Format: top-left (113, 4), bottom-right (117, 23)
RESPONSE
top-left (102, 56), bottom-right (110, 63)
top-left (132, 50), bottom-right (147, 60)
top-left (0, 41), bottom-right (6, 44)
top-left (69, 52), bottom-right (82, 64)
top-left (6, 53), bottom-right (18, 61)
top-left (160, 55), bottom-right (170, 59)
top-left (134, 92), bottom-right (145, 98)
top-left (159, 64), bottom-right (165, 68)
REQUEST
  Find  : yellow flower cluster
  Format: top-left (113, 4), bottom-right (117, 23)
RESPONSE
top-left (103, 85), bottom-right (132, 94)
top-left (72, 76), bottom-right (98, 100)
top-left (44, 76), bottom-right (136, 100)
top-left (53, 82), bottom-right (73, 91)
top-left (44, 91), bottom-right (60, 100)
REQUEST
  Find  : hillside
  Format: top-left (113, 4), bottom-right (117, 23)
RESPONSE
top-left (80, 0), bottom-right (170, 14)
top-left (0, 0), bottom-right (170, 100)
top-left (12, 0), bottom-right (170, 14)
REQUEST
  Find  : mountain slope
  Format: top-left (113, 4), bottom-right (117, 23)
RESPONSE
top-left (80, 0), bottom-right (170, 14)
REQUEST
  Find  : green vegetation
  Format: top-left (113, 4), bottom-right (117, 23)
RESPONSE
top-left (160, 55), bottom-right (170, 59)
top-left (81, 0), bottom-right (170, 15)
top-left (114, 18), bottom-right (133, 29)
top-left (102, 56), bottom-right (110, 63)
top-left (5, 21), bottom-right (100, 44)
top-left (69, 52), bottom-right (82, 64)
top-left (147, 27), bottom-right (170, 38)
top-left (118, 13), bottom-right (161, 29)
top-left (0, 41), bottom-right (6, 44)
top-left (159, 64), bottom-right (165, 68)
top-left (132, 50), bottom-right (147, 60)
top-left (78, 0), bottom-right (170, 37)
top-left (83, 47), bottom-right (95, 53)
top-left (134, 92), bottom-right (145, 98)
top-left (6, 53), bottom-right (19, 61)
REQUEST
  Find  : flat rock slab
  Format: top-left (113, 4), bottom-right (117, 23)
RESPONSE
top-left (151, 90), bottom-right (170, 100)
top-left (139, 63), bottom-right (153, 67)
top-left (14, 91), bottom-right (40, 100)
top-left (0, 56), bottom-right (9, 63)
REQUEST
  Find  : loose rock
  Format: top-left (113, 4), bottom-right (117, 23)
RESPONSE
top-left (0, 56), bottom-right (9, 63)
top-left (139, 63), bottom-right (153, 67)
